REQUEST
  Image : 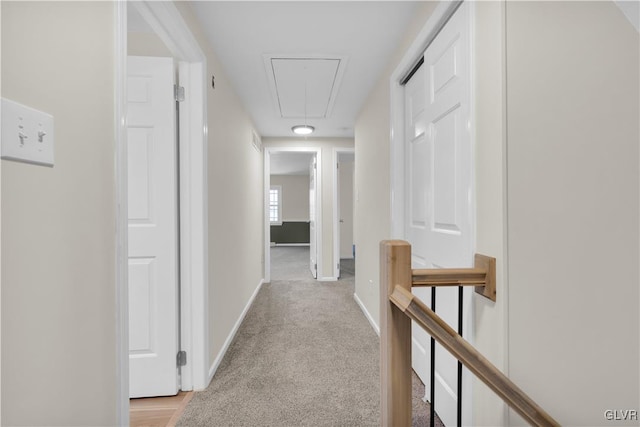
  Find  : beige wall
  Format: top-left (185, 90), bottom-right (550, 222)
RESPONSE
top-left (175, 3), bottom-right (265, 373)
top-left (506, 2), bottom-right (639, 425)
top-left (355, 1), bottom-right (640, 425)
top-left (128, 31), bottom-right (173, 57)
top-left (263, 138), bottom-right (354, 279)
top-left (353, 1), bottom-right (437, 331)
top-left (1, 2), bottom-right (116, 425)
top-left (270, 175), bottom-right (310, 221)
top-left (471, 2), bottom-right (508, 425)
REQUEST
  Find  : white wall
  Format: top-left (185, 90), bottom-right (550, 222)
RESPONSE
top-left (263, 138), bottom-right (354, 279)
top-left (175, 3), bottom-right (265, 382)
top-left (505, 2), bottom-right (639, 425)
top-left (270, 175), bottom-right (310, 221)
top-left (1, 2), bottom-right (117, 425)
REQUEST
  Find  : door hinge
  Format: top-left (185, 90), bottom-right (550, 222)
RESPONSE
top-left (337, 263), bottom-right (340, 270)
top-left (314, 263), bottom-right (317, 270)
top-left (174, 85), bottom-right (185, 102)
top-left (177, 350), bottom-right (187, 367)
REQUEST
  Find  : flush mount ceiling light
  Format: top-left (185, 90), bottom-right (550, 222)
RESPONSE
top-left (292, 125), bottom-right (315, 135)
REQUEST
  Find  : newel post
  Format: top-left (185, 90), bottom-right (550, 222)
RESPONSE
top-left (380, 240), bottom-right (412, 427)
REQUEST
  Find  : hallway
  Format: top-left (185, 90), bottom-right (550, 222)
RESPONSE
top-left (178, 246), bottom-right (378, 425)
top-left (176, 247), bottom-right (438, 426)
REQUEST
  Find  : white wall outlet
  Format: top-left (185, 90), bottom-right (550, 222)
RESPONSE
top-left (2, 98), bottom-right (54, 166)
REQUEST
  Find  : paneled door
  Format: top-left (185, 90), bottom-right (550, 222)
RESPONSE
top-left (309, 156), bottom-right (318, 279)
top-left (127, 56), bottom-right (179, 398)
top-left (404, 3), bottom-right (473, 425)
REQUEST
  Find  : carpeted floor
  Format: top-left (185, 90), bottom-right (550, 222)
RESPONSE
top-left (270, 246), bottom-right (314, 281)
top-left (178, 247), bottom-right (442, 427)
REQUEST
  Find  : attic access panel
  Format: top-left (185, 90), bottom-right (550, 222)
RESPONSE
top-left (265, 56), bottom-right (347, 119)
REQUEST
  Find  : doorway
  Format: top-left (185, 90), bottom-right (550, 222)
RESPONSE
top-left (390, 1), bottom-right (475, 426)
top-left (333, 148), bottom-right (355, 279)
top-left (264, 147), bottom-right (322, 283)
top-left (126, 54), bottom-right (180, 398)
top-left (116, 1), bottom-right (208, 424)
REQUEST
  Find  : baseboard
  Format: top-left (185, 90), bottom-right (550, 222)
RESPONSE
top-left (208, 278), bottom-right (264, 383)
top-left (273, 243), bottom-right (310, 247)
top-left (354, 292), bottom-right (380, 336)
top-left (317, 276), bottom-right (338, 282)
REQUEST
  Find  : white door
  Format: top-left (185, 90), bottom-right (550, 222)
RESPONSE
top-left (127, 56), bottom-right (180, 398)
top-left (309, 156), bottom-right (318, 279)
top-left (404, 3), bottom-right (473, 426)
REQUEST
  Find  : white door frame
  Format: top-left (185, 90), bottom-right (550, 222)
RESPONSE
top-left (389, 0), bottom-right (475, 424)
top-left (390, 1), bottom-right (465, 238)
top-left (264, 147), bottom-right (322, 283)
top-left (332, 147), bottom-right (355, 279)
top-left (115, 2), bottom-right (209, 424)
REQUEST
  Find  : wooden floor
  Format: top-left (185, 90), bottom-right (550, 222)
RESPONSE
top-left (130, 392), bottom-right (194, 427)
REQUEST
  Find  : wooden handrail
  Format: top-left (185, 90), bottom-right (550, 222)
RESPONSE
top-left (380, 240), bottom-right (559, 427)
top-left (390, 285), bottom-right (559, 427)
top-left (412, 253), bottom-right (497, 301)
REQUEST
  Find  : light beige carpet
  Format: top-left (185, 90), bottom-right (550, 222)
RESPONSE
top-left (178, 248), bottom-right (442, 426)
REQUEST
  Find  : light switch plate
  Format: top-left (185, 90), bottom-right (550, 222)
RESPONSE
top-left (1, 98), bottom-right (54, 166)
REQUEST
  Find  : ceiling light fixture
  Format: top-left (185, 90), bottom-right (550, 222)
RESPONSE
top-left (293, 66), bottom-right (315, 136)
top-left (292, 125), bottom-right (315, 135)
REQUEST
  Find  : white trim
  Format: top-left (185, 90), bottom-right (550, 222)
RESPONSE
top-left (332, 147), bottom-right (355, 279)
top-left (116, 1), bottom-right (209, 417)
top-left (131, 2), bottom-right (203, 61)
top-left (114, 3), bottom-right (129, 425)
top-left (389, 2), bottom-right (475, 425)
top-left (208, 279), bottom-right (264, 383)
top-left (390, 1), bottom-right (462, 239)
top-left (317, 276), bottom-right (338, 282)
top-left (353, 293), bottom-right (379, 336)
top-left (273, 243), bottom-right (310, 247)
top-left (264, 147), bottom-right (322, 283)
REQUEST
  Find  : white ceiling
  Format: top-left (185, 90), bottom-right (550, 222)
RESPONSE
top-left (189, 1), bottom-right (420, 138)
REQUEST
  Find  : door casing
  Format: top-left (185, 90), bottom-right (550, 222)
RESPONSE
top-left (264, 147), bottom-right (322, 283)
top-left (332, 147), bottom-right (355, 279)
top-left (115, 2), bottom-right (208, 425)
top-left (389, 1), bottom-right (475, 425)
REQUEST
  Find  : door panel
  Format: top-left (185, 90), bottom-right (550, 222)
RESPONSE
top-left (127, 56), bottom-right (179, 398)
top-left (404, 3), bottom-right (472, 426)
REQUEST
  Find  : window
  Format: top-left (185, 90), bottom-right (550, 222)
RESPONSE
top-left (269, 185), bottom-right (282, 225)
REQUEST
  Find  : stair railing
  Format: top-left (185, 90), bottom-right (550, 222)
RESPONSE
top-left (380, 240), bottom-right (559, 427)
